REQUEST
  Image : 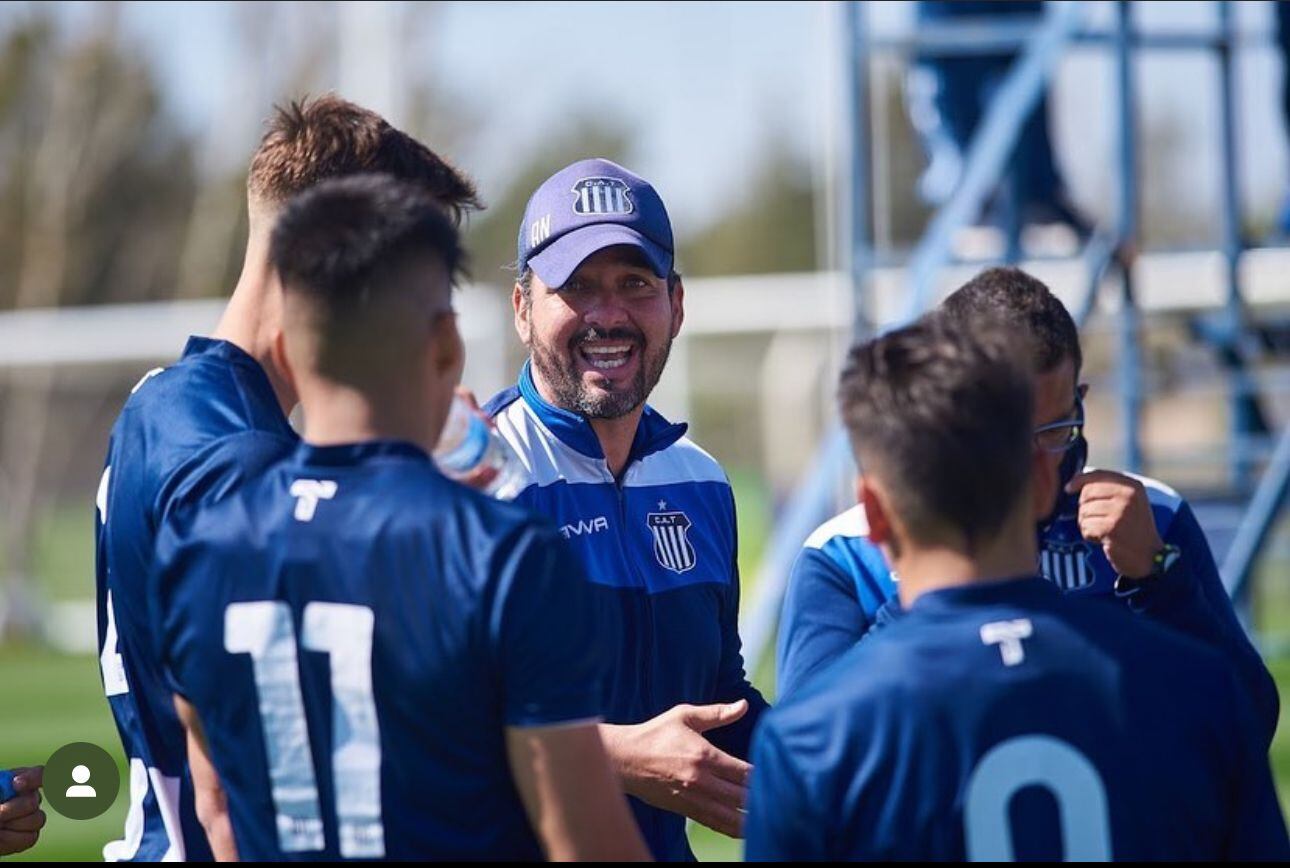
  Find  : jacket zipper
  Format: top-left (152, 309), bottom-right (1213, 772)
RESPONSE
top-left (612, 464), bottom-right (654, 722)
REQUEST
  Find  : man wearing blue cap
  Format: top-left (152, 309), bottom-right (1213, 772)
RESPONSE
top-left (485, 158), bottom-right (769, 860)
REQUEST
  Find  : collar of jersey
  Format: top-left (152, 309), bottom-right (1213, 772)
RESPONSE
top-left (517, 360), bottom-right (688, 463)
top-left (908, 574), bottom-right (1056, 616)
top-left (295, 439), bottom-right (431, 467)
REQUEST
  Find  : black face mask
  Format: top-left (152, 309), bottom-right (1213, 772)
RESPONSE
top-left (1038, 432), bottom-right (1088, 533)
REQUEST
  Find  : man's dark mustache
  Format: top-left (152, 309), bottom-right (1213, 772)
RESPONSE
top-left (569, 327), bottom-right (645, 349)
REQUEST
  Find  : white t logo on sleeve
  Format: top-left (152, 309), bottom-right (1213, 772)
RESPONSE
top-left (290, 479), bottom-right (338, 522)
top-left (980, 619), bottom-right (1033, 667)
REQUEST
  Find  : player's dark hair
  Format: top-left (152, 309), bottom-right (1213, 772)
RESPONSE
top-left (942, 266), bottom-right (1081, 377)
top-left (838, 313), bottom-right (1035, 550)
top-left (248, 94), bottom-right (482, 224)
top-left (270, 173), bottom-right (466, 315)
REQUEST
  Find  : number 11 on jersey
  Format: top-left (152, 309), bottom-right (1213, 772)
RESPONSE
top-left (225, 601), bottom-right (385, 858)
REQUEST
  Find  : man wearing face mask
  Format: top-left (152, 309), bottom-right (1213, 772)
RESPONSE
top-left (776, 267), bottom-right (1278, 744)
top-left (485, 158), bottom-right (768, 860)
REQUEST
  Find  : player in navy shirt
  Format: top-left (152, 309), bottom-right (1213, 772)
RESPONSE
top-left (155, 175), bottom-right (645, 861)
top-left (94, 97), bottom-right (480, 861)
top-left (748, 315), bottom-right (1289, 861)
top-left (777, 268), bottom-right (1278, 747)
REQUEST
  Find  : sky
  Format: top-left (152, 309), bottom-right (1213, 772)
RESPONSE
top-left (10, 1), bottom-right (1290, 243)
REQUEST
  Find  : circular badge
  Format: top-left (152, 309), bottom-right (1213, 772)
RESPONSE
top-left (43, 742), bottom-right (120, 820)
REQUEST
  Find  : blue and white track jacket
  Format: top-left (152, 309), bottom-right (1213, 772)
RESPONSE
top-left (487, 363), bottom-right (769, 861)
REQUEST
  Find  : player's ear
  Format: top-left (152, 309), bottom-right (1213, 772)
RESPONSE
top-left (669, 275), bottom-right (685, 339)
top-left (270, 327), bottom-right (296, 397)
top-left (430, 311), bottom-right (465, 386)
top-left (513, 281), bottom-right (532, 346)
top-left (857, 475), bottom-right (891, 545)
top-left (858, 475), bottom-right (902, 564)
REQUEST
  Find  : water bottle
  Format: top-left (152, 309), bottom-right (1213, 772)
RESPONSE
top-left (0, 769), bottom-right (16, 803)
top-left (434, 395), bottom-right (526, 499)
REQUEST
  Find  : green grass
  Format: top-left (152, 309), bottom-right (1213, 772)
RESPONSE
top-left (0, 645), bottom-right (128, 862)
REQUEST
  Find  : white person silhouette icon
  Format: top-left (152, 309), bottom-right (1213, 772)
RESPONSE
top-left (65, 765), bottom-right (95, 799)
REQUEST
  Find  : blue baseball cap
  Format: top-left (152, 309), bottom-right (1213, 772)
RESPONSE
top-left (517, 158), bottom-right (674, 289)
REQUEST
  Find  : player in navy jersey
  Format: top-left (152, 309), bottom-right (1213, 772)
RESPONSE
top-left (747, 315), bottom-right (1290, 861)
top-left (777, 267), bottom-right (1278, 745)
top-left (93, 96), bottom-right (480, 861)
top-left (153, 175), bottom-right (646, 861)
top-left (487, 158), bottom-right (768, 858)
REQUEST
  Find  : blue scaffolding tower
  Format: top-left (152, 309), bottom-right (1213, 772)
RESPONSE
top-left (740, 0), bottom-right (1290, 679)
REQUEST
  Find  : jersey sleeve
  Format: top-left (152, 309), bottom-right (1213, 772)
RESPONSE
top-left (155, 431), bottom-right (295, 524)
top-left (145, 432), bottom-right (294, 674)
top-left (149, 508), bottom-right (202, 701)
top-left (488, 523), bottom-right (608, 728)
top-left (744, 718), bottom-right (825, 861)
top-left (1115, 500), bottom-right (1279, 745)
top-left (776, 546), bottom-right (865, 700)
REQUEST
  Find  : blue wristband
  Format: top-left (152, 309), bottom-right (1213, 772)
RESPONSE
top-left (0, 768), bottom-right (17, 802)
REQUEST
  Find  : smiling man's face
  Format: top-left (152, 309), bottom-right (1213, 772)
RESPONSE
top-left (517, 244), bottom-right (684, 419)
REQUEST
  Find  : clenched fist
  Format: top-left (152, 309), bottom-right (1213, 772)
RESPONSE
top-left (1066, 470), bottom-right (1165, 579)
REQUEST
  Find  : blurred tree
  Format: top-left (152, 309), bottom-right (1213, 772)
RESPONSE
top-left (0, 5), bottom-right (198, 637)
top-left (176, 2), bottom-right (335, 300)
top-left (0, 9), bottom-right (197, 311)
top-left (677, 139), bottom-right (817, 277)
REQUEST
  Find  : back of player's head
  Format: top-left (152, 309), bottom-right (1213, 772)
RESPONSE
top-left (942, 267), bottom-right (1081, 378)
top-left (269, 173), bottom-right (465, 382)
top-left (838, 314), bottom-right (1035, 549)
top-left (247, 94), bottom-right (481, 224)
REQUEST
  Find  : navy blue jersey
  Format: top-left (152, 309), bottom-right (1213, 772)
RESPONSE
top-left (748, 577), bottom-right (1289, 861)
top-left (486, 362), bottom-right (769, 860)
top-left (154, 440), bottom-right (607, 861)
top-left (95, 337), bottom-right (294, 861)
top-left (775, 505), bottom-right (895, 699)
top-left (777, 477), bottom-right (1279, 743)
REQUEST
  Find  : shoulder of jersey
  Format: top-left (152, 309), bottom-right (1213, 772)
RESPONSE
top-left (803, 504), bottom-right (870, 551)
top-left (769, 628), bottom-right (918, 727)
top-left (373, 454), bottom-right (551, 538)
top-left (120, 356), bottom-right (224, 417)
top-left (118, 365), bottom-right (172, 411)
top-left (1129, 472), bottom-right (1184, 514)
top-left (492, 397), bottom-right (728, 490)
top-left (632, 433), bottom-right (728, 487)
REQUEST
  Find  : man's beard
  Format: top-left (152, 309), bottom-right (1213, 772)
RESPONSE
top-left (530, 324), bottom-right (672, 419)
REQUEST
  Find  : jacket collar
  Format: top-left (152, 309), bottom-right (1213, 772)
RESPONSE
top-left (516, 360), bottom-right (688, 464)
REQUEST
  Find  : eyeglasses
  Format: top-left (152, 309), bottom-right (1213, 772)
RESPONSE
top-left (1033, 398), bottom-right (1085, 454)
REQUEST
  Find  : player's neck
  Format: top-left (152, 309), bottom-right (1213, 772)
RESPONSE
top-left (298, 380), bottom-right (449, 455)
top-left (529, 365), bottom-right (645, 477)
top-left (892, 514), bottom-right (1038, 609)
top-left (213, 226), bottom-right (295, 416)
top-left (589, 410), bottom-right (645, 479)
